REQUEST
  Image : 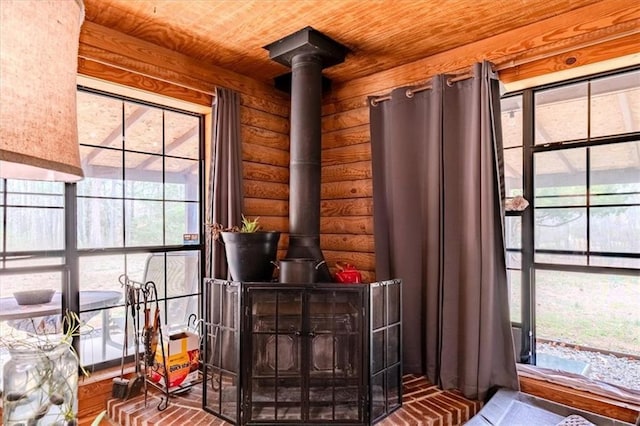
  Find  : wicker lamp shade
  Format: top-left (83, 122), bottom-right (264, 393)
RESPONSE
top-left (0, 0), bottom-right (85, 182)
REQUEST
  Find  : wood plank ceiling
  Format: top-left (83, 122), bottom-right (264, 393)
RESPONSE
top-left (82, 0), bottom-right (606, 85)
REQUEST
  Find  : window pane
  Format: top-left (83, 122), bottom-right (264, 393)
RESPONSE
top-left (125, 152), bottom-right (163, 200)
top-left (535, 149), bottom-right (586, 206)
top-left (506, 252), bottom-right (521, 270)
top-left (6, 207), bottom-right (64, 251)
top-left (125, 252), bottom-right (152, 283)
top-left (77, 91), bottom-right (123, 148)
top-left (79, 305), bottom-right (140, 366)
top-left (507, 269), bottom-right (521, 324)
top-left (0, 270), bottom-right (63, 295)
top-left (590, 141), bottom-right (640, 206)
top-left (504, 147), bottom-right (523, 197)
top-left (165, 201), bottom-right (200, 245)
top-left (6, 193), bottom-right (62, 207)
top-left (77, 198), bottom-right (124, 249)
top-left (535, 252), bottom-right (586, 265)
top-left (0, 270), bottom-right (64, 334)
top-left (79, 255), bottom-right (125, 294)
top-left (6, 179), bottom-right (63, 194)
top-left (166, 295), bottom-right (199, 327)
top-left (165, 111), bottom-right (199, 159)
top-left (535, 208), bottom-right (587, 251)
top-left (591, 70), bottom-right (640, 137)
top-left (535, 270), bottom-right (640, 356)
top-left (535, 82), bottom-right (588, 144)
top-left (142, 252), bottom-right (200, 299)
top-left (125, 200), bottom-right (163, 246)
top-left (505, 216), bottom-right (521, 249)
top-left (78, 146), bottom-right (123, 197)
top-left (590, 256), bottom-right (640, 268)
top-left (590, 206), bottom-right (640, 254)
top-left (4, 256), bottom-right (64, 268)
top-left (501, 95), bottom-right (522, 148)
top-left (124, 103), bottom-right (162, 154)
top-left (165, 158), bottom-right (199, 201)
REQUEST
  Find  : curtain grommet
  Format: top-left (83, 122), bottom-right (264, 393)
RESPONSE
top-left (405, 89), bottom-right (414, 98)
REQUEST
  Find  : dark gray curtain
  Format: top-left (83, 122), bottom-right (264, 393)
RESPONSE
top-left (370, 61), bottom-right (519, 401)
top-left (206, 87), bottom-right (243, 279)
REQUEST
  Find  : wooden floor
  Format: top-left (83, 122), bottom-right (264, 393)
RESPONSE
top-left (107, 375), bottom-right (481, 425)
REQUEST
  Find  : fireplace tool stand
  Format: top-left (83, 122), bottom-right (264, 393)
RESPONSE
top-left (114, 274), bottom-right (171, 411)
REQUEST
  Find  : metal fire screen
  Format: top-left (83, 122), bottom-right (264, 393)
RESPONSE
top-left (203, 279), bottom-right (402, 425)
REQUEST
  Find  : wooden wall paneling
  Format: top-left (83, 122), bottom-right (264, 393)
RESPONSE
top-left (358, 270), bottom-right (376, 283)
top-left (322, 143), bottom-right (371, 166)
top-left (243, 162), bottom-right (289, 183)
top-left (256, 216), bottom-right (289, 234)
top-left (78, 58), bottom-right (213, 107)
top-left (244, 198), bottom-right (289, 217)
top-left (327, 1), bottom-right (640, 102)
top-left (323, 250), bottom-right (375, 271)
top-left (79, 21), bottom-right (290, 104)
top-left (240, 93), bottom-right (289, 118)
top-left (244, 180), bottom-right (289, 200)
top-left (242, 143), bottom-right (289, 167)
top-left (321, 96), bottom-right (369, 116)
top-left (242, 125), bottom-right (289, 150)
top-left (240, 105), bottom-right (290, 134)
top-left (322, 124), bottom-right (370, 149)
top-left (321, 161), bottom-right (372, 182)
top-left (320, 216), bottom-right (374, 235)
top-left (320, 234), bottom-right (375, 252)
top-left (321, 198), bottom-right (373, 217)
top-left (499, 33), bottom-right (640, 84)
top-left (321, 179), bottom-right (372, 200)
top-left (321, 106), bottom-right (369, 133)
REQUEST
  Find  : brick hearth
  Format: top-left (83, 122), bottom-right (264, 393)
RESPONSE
top-left (107, 375), bottom-right (481, 425)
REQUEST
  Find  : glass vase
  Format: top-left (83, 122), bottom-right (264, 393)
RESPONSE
top-left (2, 341), bottom-right (78, 426)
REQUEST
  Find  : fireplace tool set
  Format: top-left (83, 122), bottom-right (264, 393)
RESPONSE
top-left (111, 274), bottom-right (171, 411)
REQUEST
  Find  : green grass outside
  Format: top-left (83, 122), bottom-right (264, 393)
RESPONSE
top-left (534, 270), bottom-right (640, 356)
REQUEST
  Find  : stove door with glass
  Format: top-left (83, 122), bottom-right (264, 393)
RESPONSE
top-left (244, 284), bottom-right (367, 425)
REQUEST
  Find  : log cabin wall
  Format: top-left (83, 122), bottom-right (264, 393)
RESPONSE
top-left (78, 21), bottom-right (293, 258)
top-left (75, 23), bottom-right (292, 424)
top-left (61, 2), bottom-right (637, 422)
top-left (319, 0), bottom-right (639, 283)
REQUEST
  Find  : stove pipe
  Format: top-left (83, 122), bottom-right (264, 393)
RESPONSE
top-left (265, 28), bottom-right (347, 282)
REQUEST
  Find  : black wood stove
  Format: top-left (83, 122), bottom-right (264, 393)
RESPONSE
top-left (203, 27), bottom-right (402, 424)
top-left (203, 278), bottom-right (402, 425)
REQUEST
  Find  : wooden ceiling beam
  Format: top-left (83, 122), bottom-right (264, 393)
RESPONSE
top-left (329, 1), bottom-right (640, 102)
top-left (78, 21), bottom-right (289, 105)
top-left (78, 58), bottom-right (213, 107)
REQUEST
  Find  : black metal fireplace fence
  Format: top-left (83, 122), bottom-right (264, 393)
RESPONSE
top-left (203, 278), bottom-right (402, 425)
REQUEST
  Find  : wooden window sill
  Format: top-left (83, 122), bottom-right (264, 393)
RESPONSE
top-left (519, 375), bottom-right (640, 424)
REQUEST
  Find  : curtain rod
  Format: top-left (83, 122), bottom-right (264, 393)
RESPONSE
top-left (370, 71), bottom-right (473, 106)
top-left (369, 24), bottom-right (638, 107)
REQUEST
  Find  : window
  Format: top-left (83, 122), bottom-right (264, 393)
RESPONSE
top-left (0, 87), bottom-right (204, 370)
top-left (501, 67), bottom-right (639, 390)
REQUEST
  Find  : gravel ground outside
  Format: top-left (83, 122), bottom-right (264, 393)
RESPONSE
top-left (537, 342), bottom-right (640, 391)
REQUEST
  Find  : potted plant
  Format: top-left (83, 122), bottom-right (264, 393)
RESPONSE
top-left (209, 215), bottom-right (280, 282)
